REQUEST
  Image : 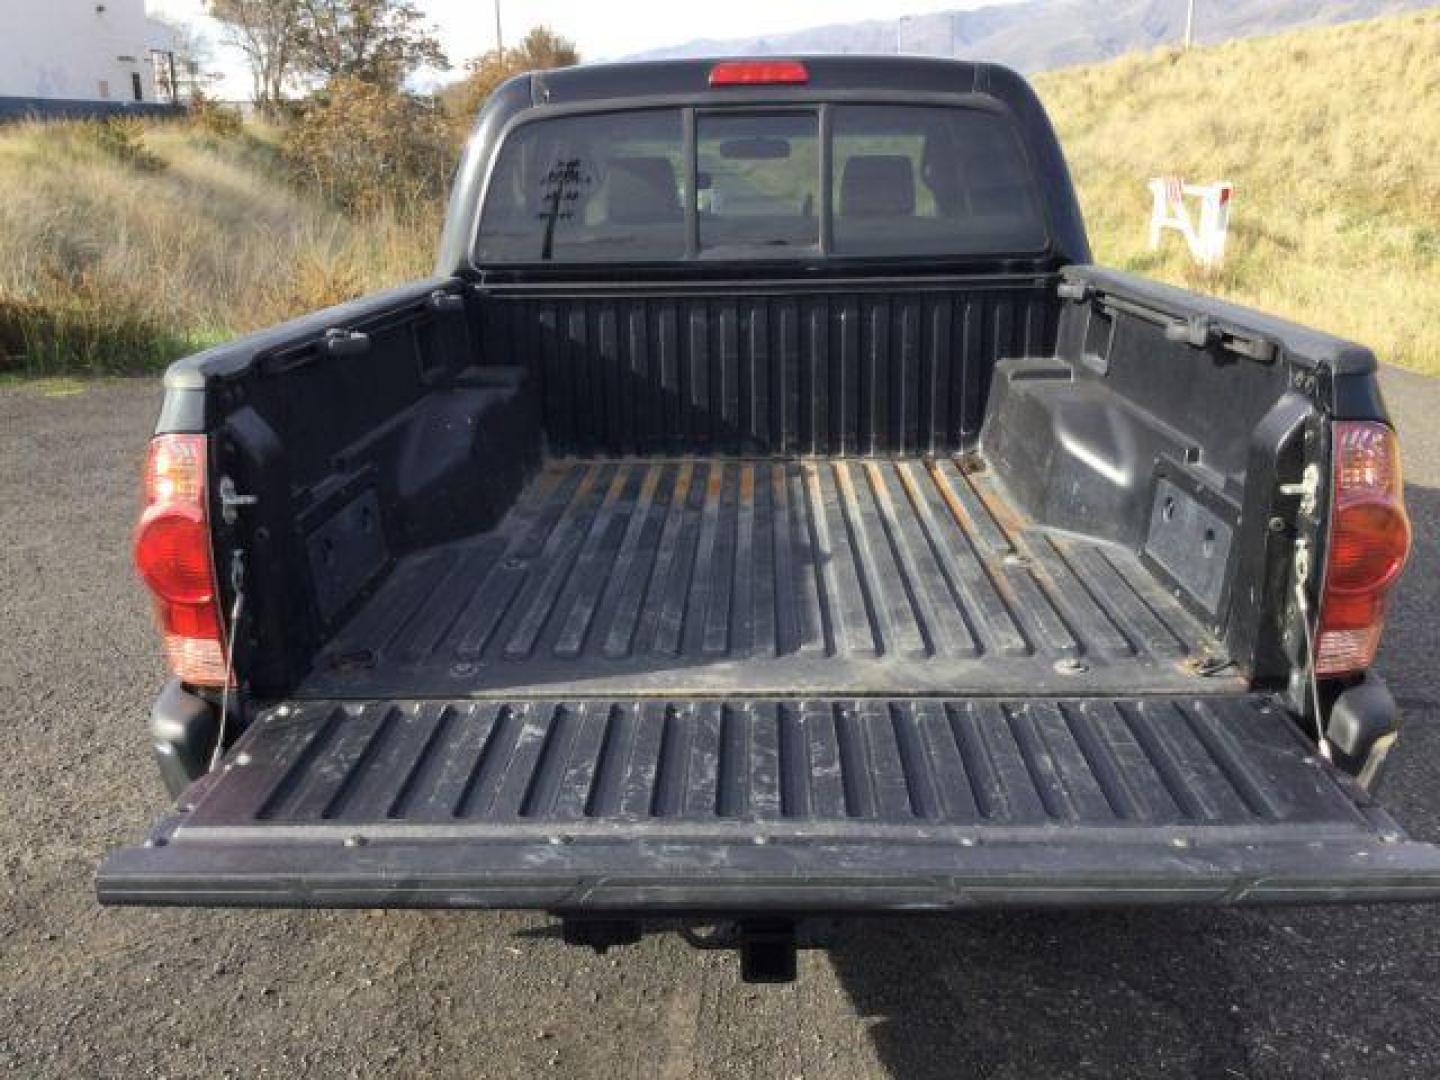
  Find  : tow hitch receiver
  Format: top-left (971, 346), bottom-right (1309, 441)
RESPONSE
top-left (738, 920), bottom-right (798, 984)
top-left (560, 919), bottom-right (805, 983)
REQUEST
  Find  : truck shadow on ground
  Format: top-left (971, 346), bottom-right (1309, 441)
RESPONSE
top-left (826, 896), bottom-right (1439, 1079)
top-left (827, 909), bottom-right (1256, 1079)
top-left (827, 481), bottom-right (1440, 1080)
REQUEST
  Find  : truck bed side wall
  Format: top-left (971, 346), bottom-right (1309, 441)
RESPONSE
top-left (184, 283), bottom-right (542, 693)
top-left (984, 265), bottom-right (1382, 681)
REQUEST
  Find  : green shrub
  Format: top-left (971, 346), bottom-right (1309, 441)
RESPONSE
top-left (83, 117), bottom-right (165, 172)
top-left (0, 288), bottom-right (193, 375)
top-left (190, 95), bottom-right (246, 141)
top-left (283, 77), bottom-right (455, 214)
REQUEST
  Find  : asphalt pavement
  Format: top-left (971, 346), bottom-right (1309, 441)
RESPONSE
top-left (0, 369), bottom-right (1437, 1079)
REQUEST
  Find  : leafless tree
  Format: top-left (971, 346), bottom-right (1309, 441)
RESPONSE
top-left (293, 0), bottom-right (448, 89)
top-left (206, 0), bottom-right (302, 110)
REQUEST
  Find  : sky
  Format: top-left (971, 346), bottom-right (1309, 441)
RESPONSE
top-left (146, 0), bottom-right (1008, 99)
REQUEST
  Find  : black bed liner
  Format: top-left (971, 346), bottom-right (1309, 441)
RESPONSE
top-left (103, 457), bottom-right (1440, 911)
top-left (301, 457), bottom-right (1235, 700)
top-left (98, 693), bottom-right (1440, 909)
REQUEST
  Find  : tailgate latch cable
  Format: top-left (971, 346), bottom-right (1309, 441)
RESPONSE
top-left (1291, 536), bottom-right (1333, 762)
top-left (210, 549), bottom-right (247, 772)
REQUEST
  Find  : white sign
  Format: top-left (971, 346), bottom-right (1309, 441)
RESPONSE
top-left (1147, 177), bottom-right (1233, 268)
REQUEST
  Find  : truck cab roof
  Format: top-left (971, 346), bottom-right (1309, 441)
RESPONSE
top-left (527, 55), bottom-right (1004, 105)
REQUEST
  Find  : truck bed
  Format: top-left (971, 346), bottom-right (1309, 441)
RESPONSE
top-left (104, 62), bottom-right (1440, 928)
top-left (301, 456), bottom-right (1236, 701)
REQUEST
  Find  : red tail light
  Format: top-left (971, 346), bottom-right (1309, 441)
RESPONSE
top-left (133, 435), bottom-right (230, 686)
top-left (1314, 421), bottom-right (1411, 676)
top-left (708, 60), bottom-right (809, 87)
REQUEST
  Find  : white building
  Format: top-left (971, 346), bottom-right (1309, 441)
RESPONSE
top-left (0, 0), bottom-right (185, 105)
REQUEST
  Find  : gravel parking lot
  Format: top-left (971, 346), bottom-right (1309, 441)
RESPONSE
top-left (1, 369), bottom-right (1437, 1079)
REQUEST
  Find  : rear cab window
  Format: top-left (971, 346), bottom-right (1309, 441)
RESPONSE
top-left (476, 109), bottom-right (686, 263)
top-left (831, 105), bottom-right (1046, 256)
top-left (475, 103), bottom-right (1046, 264)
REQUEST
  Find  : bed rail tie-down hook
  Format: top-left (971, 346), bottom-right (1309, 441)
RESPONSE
top-left (218, 476), bottom-right (258, 525)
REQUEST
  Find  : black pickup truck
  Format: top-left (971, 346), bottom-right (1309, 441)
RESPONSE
top-left (101, 57), bottom-right (1440, 982)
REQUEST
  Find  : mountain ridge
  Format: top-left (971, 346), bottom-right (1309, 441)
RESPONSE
top-left (624, 0), bottom-right (1440, 72)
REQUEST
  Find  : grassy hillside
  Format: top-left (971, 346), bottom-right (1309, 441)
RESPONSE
top-left (0, 118), bottom-right (437, 375)
top-left (2, 10), bottom-right (1437, 376)
top-left (1036, 9), bottom-right (1440, 374)
top-left (635, 0), bottom-right (1440, 72)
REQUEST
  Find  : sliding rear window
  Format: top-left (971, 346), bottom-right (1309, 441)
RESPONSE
top-left (698, 112), bottom-right (820, 255)
top-left (475, 103), bottom-right (1046, 263)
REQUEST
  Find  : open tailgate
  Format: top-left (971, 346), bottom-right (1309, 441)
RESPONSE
top-left (99, 694), bottom-right (1440, 910)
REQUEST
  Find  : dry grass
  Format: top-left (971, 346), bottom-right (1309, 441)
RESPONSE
top-left (1036, 9), bottom-right (1440, 374)
top-left (0, 117), bottom-right (439, 375)
top-left (3, 11), bottom-right (1436, 376)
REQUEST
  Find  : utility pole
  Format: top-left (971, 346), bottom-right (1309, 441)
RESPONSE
top-left (1184, 0), bottom-right (1196, 50)
top-left (495, 0), bottom-right (504, 56)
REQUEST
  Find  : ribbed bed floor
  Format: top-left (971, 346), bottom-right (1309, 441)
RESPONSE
top-left (301, 458), bottom-right (1234, 699)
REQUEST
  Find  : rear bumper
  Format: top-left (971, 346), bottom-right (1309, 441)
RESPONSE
top-left (103, 692), bottom-right (1440, 912)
